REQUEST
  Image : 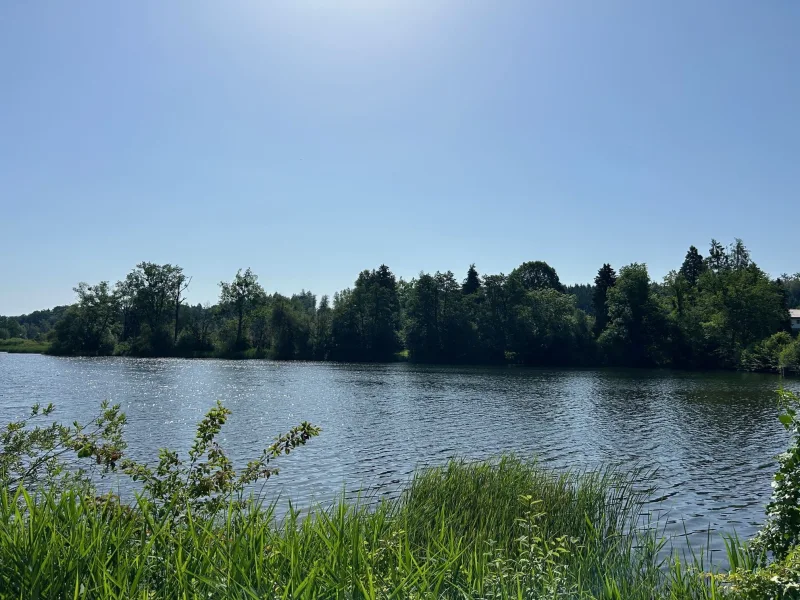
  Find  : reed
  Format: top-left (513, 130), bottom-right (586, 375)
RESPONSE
top-left (0, 457), bottom-right (722, 599)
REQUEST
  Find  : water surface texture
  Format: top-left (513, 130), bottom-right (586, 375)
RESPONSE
top-left (2, 354), bottom-right (796, 554)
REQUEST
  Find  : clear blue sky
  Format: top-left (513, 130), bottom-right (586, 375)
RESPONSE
top-left (2, 1), bottom-right (798, 315)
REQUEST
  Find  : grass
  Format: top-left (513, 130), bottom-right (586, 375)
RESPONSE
top-left (0, 456), bottom-right (732, 599)
top-left (0, 337), bottom-right (50, 354)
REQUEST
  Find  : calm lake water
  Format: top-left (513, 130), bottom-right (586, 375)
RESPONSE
top-left (2, 353), bottom-right (797, 555)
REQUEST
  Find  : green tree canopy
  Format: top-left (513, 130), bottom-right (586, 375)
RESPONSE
top-left (51, 282), bottom-right (119, 356)
top-left (679, 246), bottom-right (705, 286)
top-left (508, 261), bottom-right (564, 294)
top-left (329, 265), bottom-right (401, 361)
top-left (219, 268), bottom-right (265, 350)
top-left (598, 264), bottom-right (666, 366)
top-left (592, 264), bottom-right (617, 336)
top-left (462, 264), bottom-right (481, 295)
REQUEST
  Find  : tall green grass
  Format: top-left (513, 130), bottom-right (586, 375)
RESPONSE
top-left (0, 338), bottom-right (50, 354)
top-left (0, 456), bottom-right (720, 599)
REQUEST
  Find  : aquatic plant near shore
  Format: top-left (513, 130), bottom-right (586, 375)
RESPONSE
top-left (0, 456), bottom-right (720, 599)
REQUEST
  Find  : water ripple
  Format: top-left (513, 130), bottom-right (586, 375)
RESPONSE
top-left (1, 355), bottom-right (795, 557)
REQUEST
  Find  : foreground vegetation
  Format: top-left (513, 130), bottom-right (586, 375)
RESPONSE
top-left (2, 238), bottom-right (800, 372)
top-left (0, 460), bottom-right (703, 599)
top-left (4, 391), bottom-right (800, 598)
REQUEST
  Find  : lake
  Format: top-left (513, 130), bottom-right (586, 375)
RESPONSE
top-left (1, 353), bottom-right (796, 556)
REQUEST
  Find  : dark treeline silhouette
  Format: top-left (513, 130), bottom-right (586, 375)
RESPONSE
top-left (3, 238), bottom-right (800, 372)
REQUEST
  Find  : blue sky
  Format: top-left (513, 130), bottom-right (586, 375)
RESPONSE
top-left (2, 1), bottom-right (798, 315)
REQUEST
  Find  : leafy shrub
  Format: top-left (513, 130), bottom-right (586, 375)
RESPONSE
top-left (741, 332), bottom-right (794, 373)
top-left (120, 401), bottom-right (319, 518)
top-left (175, 328), bottom-right (215, 355)
top-left (0, 401), bottom-right (126, 492)
top-left (1, 400), bottom-right (318, 521)
top-left (713, 390), bottom-right (800, 598)
top-left (755, 390), bottom-right (800, 558)
top-left (719, 542), bottom-right (800, 599)
top-left (780, 339), bottom-right (800, 374)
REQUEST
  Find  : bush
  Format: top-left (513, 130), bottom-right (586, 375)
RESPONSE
top-left (740, 332), bottom-right (794, 373)
top-left (720, 545), bottom-right (800, 599)
top-left (50, 307), bottom-right (116, 356)
top-left (780, 338), bottom-right (800, 374)
top-left (714, 390), bottom-right (800, 598)
top-left (754, 390), bottom-right (800, 558)
top-left (0, 401), bottom-right (319, 515)
top-left (175, 329), bottom-right (215, 356)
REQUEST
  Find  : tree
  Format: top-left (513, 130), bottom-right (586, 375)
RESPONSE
top-left (367, 264), bottom-right (401, 359)
top-left (679, 246), bottom-right (705, 287)
top-left (0, 317), bottom-right (23, 339)
top-left (219, 268), bottom-right (264, 350)
top-left (329, 265), bottom-right (400, 361)
top-left (706, 239), bottom-right (727, 272)
top-left (592, 264), bottom-right (617, 336)
top-left (32, 237), bottom-right (795, 369)
top-left (126, 263), bottom-right (180, 333)
top-left (565, 283), bottom-right (594, 314)
top-left (172, 271), bottom-right (191, 344)
top-left (775, 277), bottom-right (792, 333)
top-left (51, 282), bottom-right (119, 356)
top-left (780, 273), bottom-right (800, 309)
top-left (477, 274), bottom-right (509, 362)
top-left (405, 274), bottom-right (440, 362)
top-left (0, 307), bottom-right (67, 341)
top-left (729, 238), bottom-right (751, 271)
top-left (330, 289), bottom-right (359, 359)
top-left (270, 297), bottom-right (298, 359)
top-left (699, 262), bottom-right (788, 366)
top-left (664, 270), bottom-right (689, 317)
top-left (662, 268), bottom-right (711, 369)
top-left (116, 262), bottom-right (188, 353)
top-left (177, 303), bottom-right (217, 354)
top-left (313, 295), bottom-right (333, 360)
top-left (507, 288), bottom-right (587, 365)
top-left (249, 305), bottom-right (271, 353)
top-left (291, 290), bottom-right (317, 317)
top-left (404, 271), bottom-right (478, 363)
top-left (114, 277), bottom-right (137, 342)
top-left (508, 261), bottom-right (564, 294)
top-left (598, 264), bottom-right (666, 366)
top-left (436, 271), bottom-right (471, 361)
top-left (462, 264), bottom-right (481, 295)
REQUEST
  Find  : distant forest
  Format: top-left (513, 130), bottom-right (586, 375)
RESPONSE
top-left (3, 239), bottom-right (800, 373)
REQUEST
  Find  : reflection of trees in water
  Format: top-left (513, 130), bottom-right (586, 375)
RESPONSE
top-left (585, 369), bottom-right (791, 551)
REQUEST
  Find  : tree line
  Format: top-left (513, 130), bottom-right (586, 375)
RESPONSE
top-left (3, 238), bottom-right (800, 372)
